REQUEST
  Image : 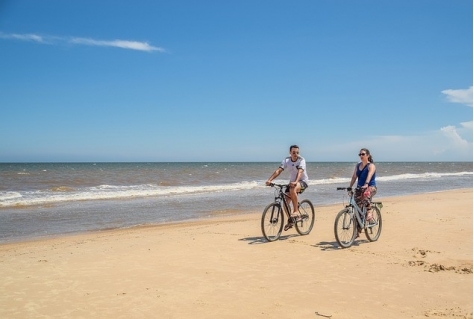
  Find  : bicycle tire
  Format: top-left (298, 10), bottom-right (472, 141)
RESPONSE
top-left (365, 206), bottom-right (382, 242)
top-left (295, 199), bottom-right (315, 235)
top-left (261, 203), bottom-right (284, 242)
top-left (334, 208), bottom-right (356, 248)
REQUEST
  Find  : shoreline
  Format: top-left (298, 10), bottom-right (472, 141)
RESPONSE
top-left (0, 188), bottom-right (472, 318)
top-left (1, 187), bottom-right (472, 245)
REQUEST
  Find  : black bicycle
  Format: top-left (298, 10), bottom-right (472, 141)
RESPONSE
top-left (334, 187), bottom-right (383, 248)
top-left (261, 183), bottom-right (315, 242)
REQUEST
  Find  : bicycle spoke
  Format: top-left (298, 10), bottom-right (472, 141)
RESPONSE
top-left (334, 208), bottom-right (356, 248)
top-left (295, 200), bottom-right (315, 235)
top-left (261, 203), bottom-right (284, 242)
top-left (335, 187), bottom-right (383, 247)
top-left (365, 206), bottom-right (382, 242)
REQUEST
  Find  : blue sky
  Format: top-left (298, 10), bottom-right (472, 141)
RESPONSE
top-left (1, 0), bottom-right (472, 162)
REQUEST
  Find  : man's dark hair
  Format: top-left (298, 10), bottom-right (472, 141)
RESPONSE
top-left (289, 145), bottom-right (299, 151)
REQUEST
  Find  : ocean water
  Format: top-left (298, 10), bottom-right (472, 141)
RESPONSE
top-left (0, 162), bottom-right (472, 243)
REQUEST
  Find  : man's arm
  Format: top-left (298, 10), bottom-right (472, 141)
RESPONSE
top-left (290, 168), bottom-right (304, 187)
top-left (266, 167), bottom-right (283, 185)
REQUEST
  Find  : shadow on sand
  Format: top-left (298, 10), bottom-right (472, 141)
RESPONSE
top-left (238, 234), bottom-right (300, 245)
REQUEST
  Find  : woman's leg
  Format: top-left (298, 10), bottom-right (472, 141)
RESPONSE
top-left (365, 186), bottom-right (377, 220)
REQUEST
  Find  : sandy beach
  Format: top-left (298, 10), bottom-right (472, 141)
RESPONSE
top-left (0, 188), bottom-right (472, 319)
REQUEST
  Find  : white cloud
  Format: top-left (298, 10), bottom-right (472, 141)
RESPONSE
top-left (69, 37), bottom-right (165, 52)
top-left (460, 121), bottom-right (473, 130)
top-left (0, 32), bottom-right (165, 53)
top-left (306, 88), bottom-right (474, 161)
top-left (0, 32), bottom-right (46, 43)
top-left (307, 122), bottom-right (473, 161)
top-left (441, 86), bottom-right (473, 107)
top-left (364, 125), bottom-right (472, 161)
top-left (440, 125), bottom-right (470, 147)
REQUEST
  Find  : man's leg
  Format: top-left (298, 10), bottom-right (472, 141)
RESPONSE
top-left (289, 183), bottom-right (301, 215)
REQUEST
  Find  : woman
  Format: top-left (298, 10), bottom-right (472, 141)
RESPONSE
top-left (349, 148), bottom-right (377, 221)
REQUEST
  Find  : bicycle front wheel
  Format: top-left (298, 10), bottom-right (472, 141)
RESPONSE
top-left (334, 208), bottom-right (356, 248)
top-left (261, 203), bottom-right (284, 242)
top-left (295, 199), bottom-right (315, 235)
top-left (365, 206), bottom-right (382, 242)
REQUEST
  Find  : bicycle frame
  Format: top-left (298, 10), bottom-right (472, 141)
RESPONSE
top-left (262, 183), bottom-right (316, 241)
top-left (334, 186), bottom-right (383, 248)
top-left (339, 187), bottom-right (375, 230)
top-left (348, 192), bottom-right (367, 229)
top-left (272, 184), bottom-right (293, 219)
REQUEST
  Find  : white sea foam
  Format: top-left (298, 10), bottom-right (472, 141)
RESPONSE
top-left (0, 171), bottom-right (471, 208)
top-left (306, 171), bottom-right (472, 186)
top-left (0, 192), bottom-right (22, 201)
top-left (377, 171), bottom-right (472, 181)
top-left (308, 177), bottom-right (349, 185)
top-left (0, 181), bottom-right (262, 208)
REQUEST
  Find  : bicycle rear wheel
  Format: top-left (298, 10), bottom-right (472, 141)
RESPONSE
top-left (334, 208), bottom-right (356, 248)
top-left (295, 199), bottom-right (315, 235)
top-left (365, 206), bottom-right (382, 242)
top-left (261, 203), bottom-right (284, 242)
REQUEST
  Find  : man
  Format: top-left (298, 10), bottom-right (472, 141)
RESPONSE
top-left (266, 145), bottom-right (309, 230)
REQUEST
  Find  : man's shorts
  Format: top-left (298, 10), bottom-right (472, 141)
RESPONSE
top-left (299, 181), bottom-right (308, 194)
top-left (285, 181), bottom-right (309, 194)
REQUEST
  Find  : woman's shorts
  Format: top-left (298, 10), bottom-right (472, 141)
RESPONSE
top-left (355, 186), bottom-right (377, 208)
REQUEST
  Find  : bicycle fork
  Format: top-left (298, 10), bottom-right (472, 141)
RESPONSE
top-left (269, 202), bottom-right (282, 224)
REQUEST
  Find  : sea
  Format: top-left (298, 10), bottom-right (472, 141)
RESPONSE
top-left (0, 162), bottom-right (472, 243)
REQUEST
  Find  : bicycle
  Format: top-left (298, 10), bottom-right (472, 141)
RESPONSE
top-left (334, 187), bottom-right (383, 248)
top-left (261, 183), bottom-right (315, 242)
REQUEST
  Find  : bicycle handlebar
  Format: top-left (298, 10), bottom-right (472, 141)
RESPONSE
top-left (337, 187), bottom-right (352, 191)
top-left (268, 183), bottom-right (287, 188)
top-left (337, 186), bottom-right (367, 192)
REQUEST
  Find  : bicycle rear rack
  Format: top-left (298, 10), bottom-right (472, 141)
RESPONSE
top-left (372, 202), bottom-right (383, 209)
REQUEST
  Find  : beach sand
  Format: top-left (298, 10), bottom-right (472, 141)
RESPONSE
top-left (0, 189), bottom-right (472, 319)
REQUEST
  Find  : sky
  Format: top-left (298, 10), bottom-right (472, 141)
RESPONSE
top-left (0, 0), bottom-right (472, 162)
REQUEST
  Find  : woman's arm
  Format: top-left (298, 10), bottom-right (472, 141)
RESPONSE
top-left (363, 164), bottom-right (376, 187)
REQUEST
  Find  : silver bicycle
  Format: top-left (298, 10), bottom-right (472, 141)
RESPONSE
top-left (334, 187), bottom-right (383, 248)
